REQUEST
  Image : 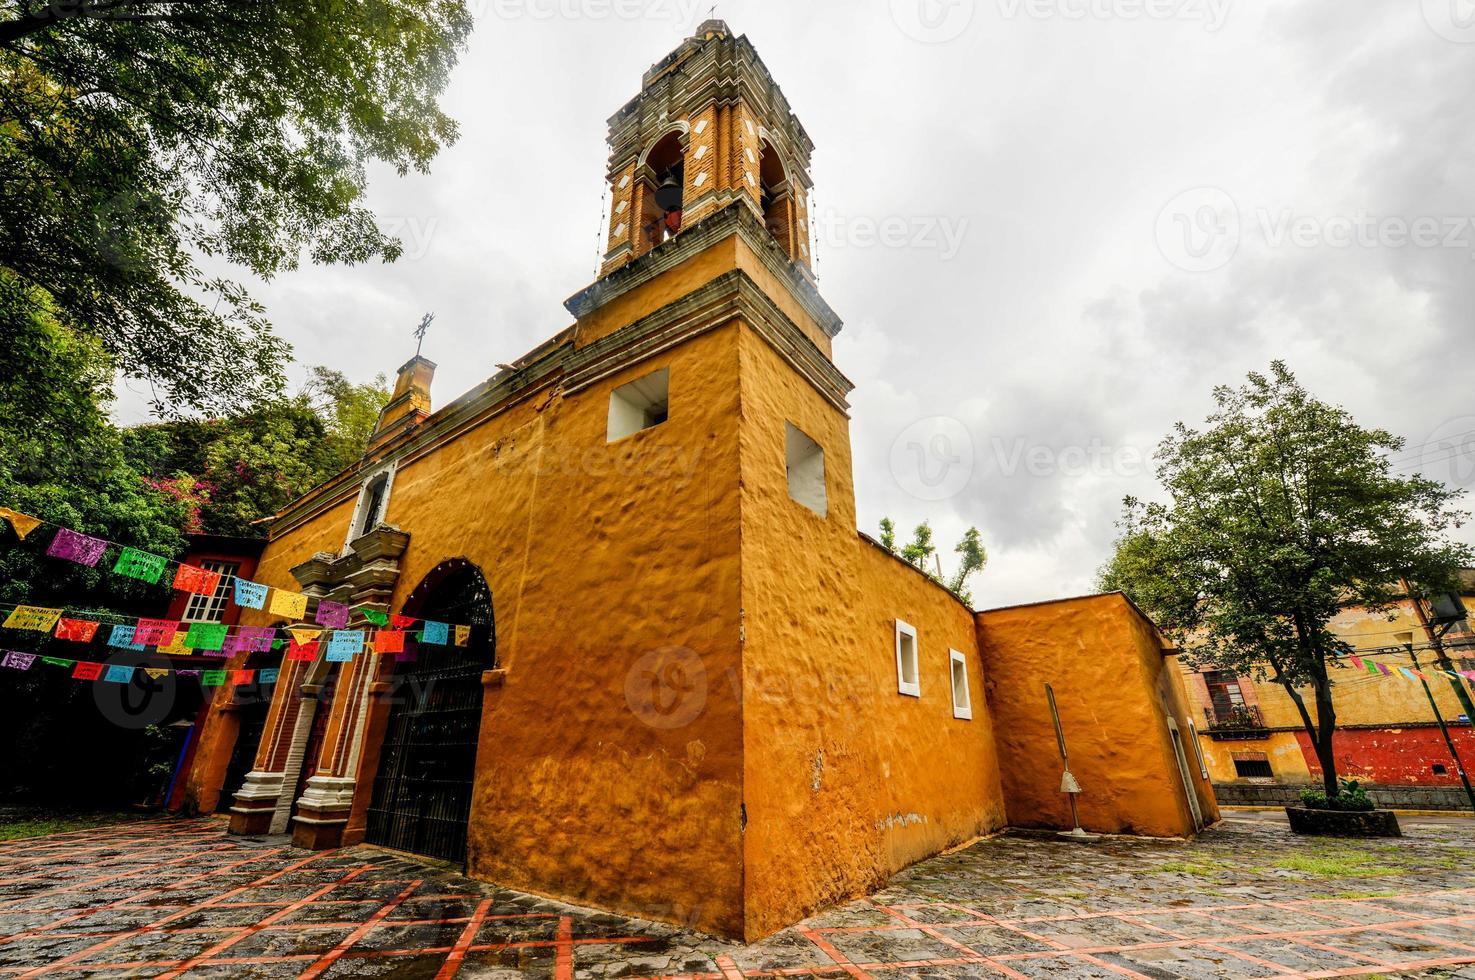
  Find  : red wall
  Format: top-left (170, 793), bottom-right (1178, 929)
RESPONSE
top-left (1295, 726), bottom-right (1475, 785)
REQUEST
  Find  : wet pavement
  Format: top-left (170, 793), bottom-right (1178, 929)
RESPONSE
top-left (0, 811), bottom-right (1471, 978)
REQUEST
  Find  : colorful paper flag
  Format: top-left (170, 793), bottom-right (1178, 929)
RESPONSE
top-left (46, 528), bottom-right (109, 567)
top-left (72, 662), bottom-right (104, 681)
top-left (362, 609), bottom-right (390, 628)
top-left (237, 626), bottom-right (276, 653)
top-left (270, 590), bottom-right (308, 620)
top-left (41, 657), bottom-right (74, 668)
top-left (454, 625), bottom-right (470, 647)
top-left (3, 606), bottom-right (64, 632)
top-left (1399, 667), bottom-right (1419, 682)
top-left (315, 600), bottom-right (350, 630)
top-left (185, 622), bottom-right (228, 652)
top-left (0, 508), bottom-right (43, 540)
top-left (173, 563), bottom-right (222, 596)
top-left (421, 621), bottom-right (449, 645)
top-left (1366, 660), bottom-right (1380, 675)
top-left (54, 618), bottom-right (101, 643)
top-left (102, 664), bottom-right (134, 684)
top-left (176, 669), bottom-right (201, 678)
top-left (232, 669), bottom-right (254, 686)
top-left (234, 579), bottom-right (268, 610)
top-left (1378, 664), bottom-right (1393, 676)
top-left (1, 652), bottom-right (37, 670)
top-left (1349, 655), bottom-right (1365, 672)
top-left (326, 630), bottom-right (364, 662)
top-left (287, 640), bottom-right (320, 662)
top-left (391, 614), bottom-right (416, 629)
top-left (287, 626), bottom-right (322, 645)
top-left (144, 668), bottom-right (170, 680)
top-left (113, 547), bottom-right (168, 584)
top-left (373, 630), bottom-right (405, 654)
top-left (157, 632), bottom-right (193, 656)
top-left (201, 670), bottom-right (226, 686)
top-left (132, 618), bottom-right (178, 646)
top-left (258, 668), bottom-right (279, 684)
top-left (107, 624), bottom-right (144, 650)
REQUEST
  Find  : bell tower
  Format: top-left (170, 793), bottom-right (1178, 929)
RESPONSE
top-left (598, 20), bottom-right (815, 277)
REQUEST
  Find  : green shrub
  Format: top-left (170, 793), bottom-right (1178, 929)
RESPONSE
top-left (1300, 779), bottom-right (1375, 812)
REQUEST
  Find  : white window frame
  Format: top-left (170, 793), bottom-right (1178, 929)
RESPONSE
top-left (181, 560), bottom-right (241, 623)
top-left (345, 462), bottom-right (397, 551)
top-left (895, 619), bottom-right (920, 698)
top-left (1187, 720), bottom-right (1210, 779)
top-left (949, 649), bottom-right (972, 720)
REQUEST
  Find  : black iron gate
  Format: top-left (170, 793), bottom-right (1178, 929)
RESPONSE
top-left (364, 561), bottom-right (492, 865)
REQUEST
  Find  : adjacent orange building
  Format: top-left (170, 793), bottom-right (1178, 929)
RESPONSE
top-left (187, 22), bottom-right (1216, 940)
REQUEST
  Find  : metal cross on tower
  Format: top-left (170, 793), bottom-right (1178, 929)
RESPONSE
top-left (413, 313), bottom-right (435, 357)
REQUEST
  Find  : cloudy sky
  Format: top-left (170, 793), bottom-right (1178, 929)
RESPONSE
top-left (117, 0), bottom-right (1475, 608)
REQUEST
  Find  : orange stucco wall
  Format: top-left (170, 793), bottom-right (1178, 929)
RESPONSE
top-left (977, 594), bottom-right (1219, 838)
top-left (735, 323), bottom-right (1006, 940)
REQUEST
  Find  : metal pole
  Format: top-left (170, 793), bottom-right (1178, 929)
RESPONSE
top-left (1402, 580), bottom-right (1475, 731)
top-left (1407, 643), bottom-right (1475, 813)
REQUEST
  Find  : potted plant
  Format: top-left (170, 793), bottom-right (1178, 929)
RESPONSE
top-left (1286, 779), bottom-right (1401, 837)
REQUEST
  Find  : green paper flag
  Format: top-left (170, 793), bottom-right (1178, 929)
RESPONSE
top-left (1366, 662), bottom-right (1380, 675)
top-left (186, 622), bottom-right (228, 652)
top-left (201, 670), bottom-right (227, 686)
top-left (362, 609), bottom-right (390, 628)
top-left (114, 547), bottom-right (168, 584)
top-left (41, 657), bottom-right (75, 668)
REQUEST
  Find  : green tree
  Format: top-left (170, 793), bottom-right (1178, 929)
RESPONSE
top-left (1099, 363), bottom-right (1470, 797)
top-left (878, 519), bottom-right (988, 606)
top-left (1, 0), bottom-right (471, 418)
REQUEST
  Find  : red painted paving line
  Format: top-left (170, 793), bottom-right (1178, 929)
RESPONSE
top-left (434, 895), bottom-right (492, 979)
top-left (296, 879), bottom-right (422, 980)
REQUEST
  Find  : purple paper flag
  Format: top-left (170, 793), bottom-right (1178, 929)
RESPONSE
top-left (46, 528), bottom-right (109, 567)
top-left (315, 600), bottom-right (350, 630)
top-left (237, 626), bottom-right (277, 653)
top-left (176, 669), bottom-right (201, 678)
top-left (2, 652), bottom-right (37, 670)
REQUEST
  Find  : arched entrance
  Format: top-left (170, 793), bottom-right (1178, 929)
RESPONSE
top-left (364, 559), bottom-right (493, 864)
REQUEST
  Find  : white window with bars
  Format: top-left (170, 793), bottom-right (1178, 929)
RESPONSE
top-left (181, 561), bottom-right (240, 623)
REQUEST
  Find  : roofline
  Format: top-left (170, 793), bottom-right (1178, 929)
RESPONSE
top-left (977, 590), bottom-right (1175, 652)
top-left (857, 531), bottom-right (976, 614)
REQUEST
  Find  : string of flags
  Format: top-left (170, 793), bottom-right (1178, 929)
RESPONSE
top-left (1346, 653), bottom-right (1475, 685)
top-left (0, 508), bottom-right (477, 663)
top-left (0, 650), bottom-right (277, 688)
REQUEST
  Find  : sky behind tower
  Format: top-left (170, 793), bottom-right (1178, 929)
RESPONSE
top-left (117, 0), bottom-right (1475, 608)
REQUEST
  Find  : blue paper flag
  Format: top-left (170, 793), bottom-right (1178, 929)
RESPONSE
top-left (326, 630), bottom-right (364, 662)
top-left (108, 624), bottom-right (144, 650)
top-left (102, 664), bottom-right (135, 683)
top-left (234, 579), bottom-right (269, 610)
top-left (258, 668), bottom-right (279, 684)
top-left (421, 621), bottom-right (449, 645)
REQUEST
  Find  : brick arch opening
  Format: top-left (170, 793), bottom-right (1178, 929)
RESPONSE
top-left (640, 129), bottom-right (686, 249)
top-left (759, 139), bottom-right (795, 259)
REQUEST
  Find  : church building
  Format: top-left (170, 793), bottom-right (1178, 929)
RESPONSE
top-left (186, 22), bottom-right (1218, 941)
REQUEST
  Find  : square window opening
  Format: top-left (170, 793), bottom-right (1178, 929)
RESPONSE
top-left (949, 650), bottom-right (971, 720)
top-left (182, 561), bottom-right (241, 623)
top-left (608, 368), bottom-right (670, 442)
top-left (895, 620), bottom-right (919, 698)
top-left (785, 422), bottom-right (827, 517)
top-left (1232, 756), bottom-right (1274, 779)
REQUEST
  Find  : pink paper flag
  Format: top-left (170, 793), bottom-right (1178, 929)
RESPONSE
top-left (315, 600), bottom-right (350, 630)
top-left (132, 619), bottom-right (178, 646)
top-left (1349, 655), bottom-right (1365, 672)
top-left (46, 528), bottom-right (109, 567)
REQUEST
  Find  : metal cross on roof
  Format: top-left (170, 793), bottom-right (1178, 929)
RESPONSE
top-left (414, 313), bottom-right (435, 357)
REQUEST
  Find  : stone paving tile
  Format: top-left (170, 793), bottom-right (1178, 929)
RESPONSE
top-left (0, 812), bottom-right (1474, 978)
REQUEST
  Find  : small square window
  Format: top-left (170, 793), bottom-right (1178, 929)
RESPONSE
top-left (785, 422), bottom-right (826, 517)
top-left (608, 368), bottom-right (670, 442)
top-left (895, 619), bottom-right (919, 698)
top-left (181, 561), bottom-right (240, 623)
top-left (949, 650), bottom-right (971, 720)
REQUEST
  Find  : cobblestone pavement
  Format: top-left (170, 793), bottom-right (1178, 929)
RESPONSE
top-left (0, 812), bottom-right (1472, 978)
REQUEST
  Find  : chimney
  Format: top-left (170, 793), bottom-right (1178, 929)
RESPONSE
top-left (369, 355), bottom-right (435, 449)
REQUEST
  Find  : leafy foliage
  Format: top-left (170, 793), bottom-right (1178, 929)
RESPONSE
top-left (1300, 779), bottom-right (1375, 813)
top-left (878, 519), bottom-right (989, 606)
top-left (1099, 362), bottom-right (1470, 794)
top-left (1, 0), bottom-right (471, 416)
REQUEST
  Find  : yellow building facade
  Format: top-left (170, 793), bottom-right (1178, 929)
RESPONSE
top-left (188, 22), bottom-right (1217, 940)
